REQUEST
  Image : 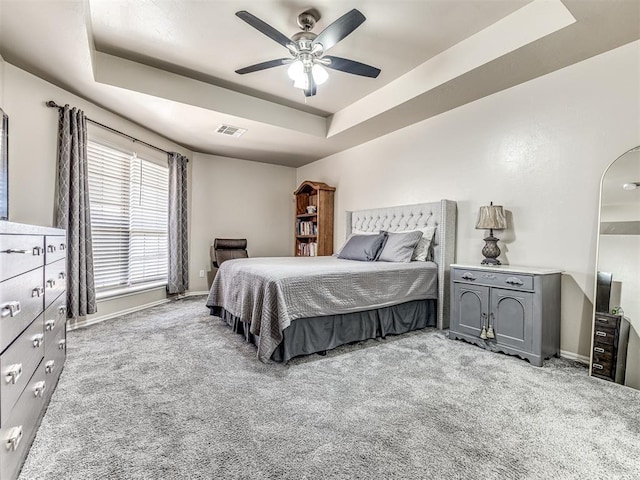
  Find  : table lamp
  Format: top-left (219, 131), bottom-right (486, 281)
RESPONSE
top-left (476, 202), bottom-right (507, 265)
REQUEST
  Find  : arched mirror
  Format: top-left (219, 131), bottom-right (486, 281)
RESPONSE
top-left (591, 146), bottom-right (640, 389)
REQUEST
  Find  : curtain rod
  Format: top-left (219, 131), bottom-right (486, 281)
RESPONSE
top-left (46, 100), bottom-right (185, 159)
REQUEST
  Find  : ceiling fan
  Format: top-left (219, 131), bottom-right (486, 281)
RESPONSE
top-left (235, 8), bottom-right (381, 98)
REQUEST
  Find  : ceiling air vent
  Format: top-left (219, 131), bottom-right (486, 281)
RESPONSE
top-left (216, 124), bottom-right (247, 138)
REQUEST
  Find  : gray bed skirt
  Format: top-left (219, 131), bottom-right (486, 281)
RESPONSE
top-left (209, 299), bottom-right (437, 362)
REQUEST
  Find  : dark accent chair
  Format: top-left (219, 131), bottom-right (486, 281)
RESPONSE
top-left (208, 238), bottom-right (249, 288)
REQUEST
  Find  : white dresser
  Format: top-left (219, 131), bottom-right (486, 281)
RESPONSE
top-left (0, 222), bottom-right (67, 479)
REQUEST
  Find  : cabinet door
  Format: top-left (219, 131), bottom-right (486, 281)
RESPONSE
top-left (491, 288), bottom-right (533, 351)
top-left (452, 283), bottom-right (489, 337)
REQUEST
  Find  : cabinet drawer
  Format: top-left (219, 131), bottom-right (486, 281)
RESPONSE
top-left (452, 269), bottom-right (534, 291)
top-left (592, 343), bottom-right (614, 358)
top-left (44, 235), bottom-right (66, 265)
top-left (0, 268), bottom-right (45, 353)
top-left (44, 259), bottom-right (66, 308)
top-left (0, 316), bottom-right (45, 426)
top-left (0, 362), bottom-right (47, 480)
top-left (591, 360), bottom-right (613, 378)
top-left (0, 235), bottom-right (45, 281)
top-left (593, 326), bottom-right (616, 346)
top-left (595, 314), bottom-right (620, 329)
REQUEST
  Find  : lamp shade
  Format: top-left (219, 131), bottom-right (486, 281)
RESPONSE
top-left (476, 204), bottom-right (507, 230)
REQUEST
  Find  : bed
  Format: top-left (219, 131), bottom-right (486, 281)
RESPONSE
top-left (206, 200), bottom-right (456, 362)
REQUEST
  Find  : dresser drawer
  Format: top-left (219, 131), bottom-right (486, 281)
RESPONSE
top-left (0, 362), bottom-right (47, 480)
top-left (0, 235), bottom-right (45, 281)
top-left (44, 259), bottom-right (66, 308)
top-left (452, 269), bottom-right (534, 291)
top-left (44, 235), bottom-right (66, 265)
top-left (0, 268), bottom-right (45, 353)
top-left (0, 317), bottom-right (44, 426)
top-left (44, 328), bottom-right (66, 403)
top-left (44, 295), bottom-right (66, 355)
top-left (595, 314), bottom-right (620, 329)
top-left (591, 359), bottom-right (613, 378)
top-left (592, 343), bottom-right (614, 358)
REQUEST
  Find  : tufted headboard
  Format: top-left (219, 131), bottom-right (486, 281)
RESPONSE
top-left (345, 200), bottom-right (457, 330)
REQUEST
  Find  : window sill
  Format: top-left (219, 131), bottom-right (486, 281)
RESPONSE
top-left (96, 281), bottom-right (167, 301)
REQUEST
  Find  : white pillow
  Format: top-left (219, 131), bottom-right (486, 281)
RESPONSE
top-left (401, 225), bottom-right (437, 261)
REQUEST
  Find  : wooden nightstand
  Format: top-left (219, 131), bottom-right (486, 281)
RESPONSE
top-left (449, 264), bottom-right (561, 366)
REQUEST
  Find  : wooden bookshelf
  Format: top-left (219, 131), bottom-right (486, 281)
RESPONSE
top-left (294, 180), bottom-right (335, 256)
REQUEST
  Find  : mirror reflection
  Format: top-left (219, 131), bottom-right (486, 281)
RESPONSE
top-left (592, 146), bottom-right (640, 389)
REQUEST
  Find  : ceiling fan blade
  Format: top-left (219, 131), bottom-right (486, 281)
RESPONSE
top-left (235, 58), bottom-right (289, 75)
top-left (312, 9), bottom-right (366, 52)
top-left (304, 70), bottom-right (317, 97)
top-left (236, 10), bottom-right (292, 48)
top-left (324, 56), bottom-right (381, 78)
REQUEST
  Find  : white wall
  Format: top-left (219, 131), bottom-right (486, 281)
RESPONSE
top-left (298, 41), bottom-right (640, 359)
top-left (189, 152), bottom-right (296, 292)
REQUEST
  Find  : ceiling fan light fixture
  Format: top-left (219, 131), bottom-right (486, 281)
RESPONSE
top-left (312, 64), bottom-right (328, 85)
top-left (287, 60), bottom-right (304, 81)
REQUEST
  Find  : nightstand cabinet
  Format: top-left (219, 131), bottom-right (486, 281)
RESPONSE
top-left (449, 264), bottom-right (561, 366)
top-left (591, 312), bottom-right (629, 384)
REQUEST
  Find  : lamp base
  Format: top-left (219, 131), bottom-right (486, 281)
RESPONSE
top-left (481, 234), bottom-right (502, 265)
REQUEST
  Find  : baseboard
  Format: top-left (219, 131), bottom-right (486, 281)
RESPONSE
top-left (560, 350), bottom-right (590, 364)
top-left (68, 298), bottom-right (171, 331)
top-left (182, 291), bottom-right (209, 297)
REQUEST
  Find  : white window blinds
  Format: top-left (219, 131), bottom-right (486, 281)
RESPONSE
top-left (87, 140), bottom-right (168, 291)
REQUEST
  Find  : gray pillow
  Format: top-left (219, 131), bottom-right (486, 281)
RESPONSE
top-left (337, 233), bottom-right (388, 261)
top-left (377, 230), bottom-right (424, 263)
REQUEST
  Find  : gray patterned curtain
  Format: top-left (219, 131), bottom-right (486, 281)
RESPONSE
top-left (167, 152), bottom-right (188, 294)
top-left (55, 105), bottom-right (97, 317)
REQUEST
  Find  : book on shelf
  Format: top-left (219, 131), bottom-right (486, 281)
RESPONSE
top-left (297, 241), bottom-right (318, 256)
top-left (296, 220), bottom-right (317, 236)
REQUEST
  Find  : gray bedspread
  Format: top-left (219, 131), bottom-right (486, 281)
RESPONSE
top-left (206, 256), bottom-right (438, 362)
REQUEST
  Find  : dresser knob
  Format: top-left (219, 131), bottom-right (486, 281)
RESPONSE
top-left (47, 245), bottom-right (56, 253)
top-left (59, 243), bottom-right (66, 251)
top-left (45, 360), bottom-right (55, 374)
top-left (594, 347), bottom-right (605, 354)
top-left (592, 363), bottom-right (604, 370)
top-left (32, 334), bottom-right (45, 348)
top-left (505, 276), bottom-right (524, 286)
top-left (58, 339), bottom-right (66, 350)
top-left (461, 272), bottom-right (476, 281)
top-left (46, 279), bottom-right (56, 288)
top-left (33, 381), bottom-right (46, 398)
top-left (45, 320), bottom-right (56, 331)
top-left (32, 246), bottom-right (44, 256)
top-left (59, 305), bottom-right (67, 316)
top-left (595, 331), bottom-right (607, 337)
top-left (5, 364), bottom-right (22, 384)
top-left (32, 286), bottom-right (44, 297)
top-left (1, 301), bottom-right (21, 317)
top-left (6, 426), bottom-right (23, 452)
top-left (58, 272), bottom-right (66, 280)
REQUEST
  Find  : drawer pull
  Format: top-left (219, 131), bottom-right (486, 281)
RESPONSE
top-left (58, 272), bottom-right (66, 280)
top-left (6, 426), bottom-right (23, 452)
top-left (45, 360), bottom-right (55, 374)
top-left (461, 273), bottom-right (476, 281)
top-left (59, 305), bottom-right (67, 316)
top-left (45, 319), bottom-right (56, 331)
top-left (32, 333), bottom-right (45, 348)
top-left (595, 331), bottom-right (607, 337)
top-left (5, 364), bottom-right (23, 384)
top-left (59, 243), bottom-right (66, 251)
top-left (592, 363), bottom-right (604, 370)
top-left (1, 301), bottom-right (21, 318)
top-left (47, 245), bottom-right (56, 253)
top-left (594, 347), bottom-right (605, 354)
top-left (483, 273), bottom-right (496, 279)
top-left (505, 277), bottom-right (524, 286)
top-left (33, 246), bottom-right (43, 256)
top-left (58, 339), bottom-right (66, 350)
top-left (46, 279), bottom-right (56, 288)
top-left (33, 381), bottom-right (46, 398)
top-left (32, 286), bottom-right (44, 297)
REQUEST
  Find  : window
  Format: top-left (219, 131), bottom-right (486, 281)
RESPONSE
top-left (87, 140), bottom-right (168, 292)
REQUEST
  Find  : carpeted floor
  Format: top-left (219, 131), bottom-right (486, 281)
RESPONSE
top-left (19, 296), bottom-right (640, 479)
